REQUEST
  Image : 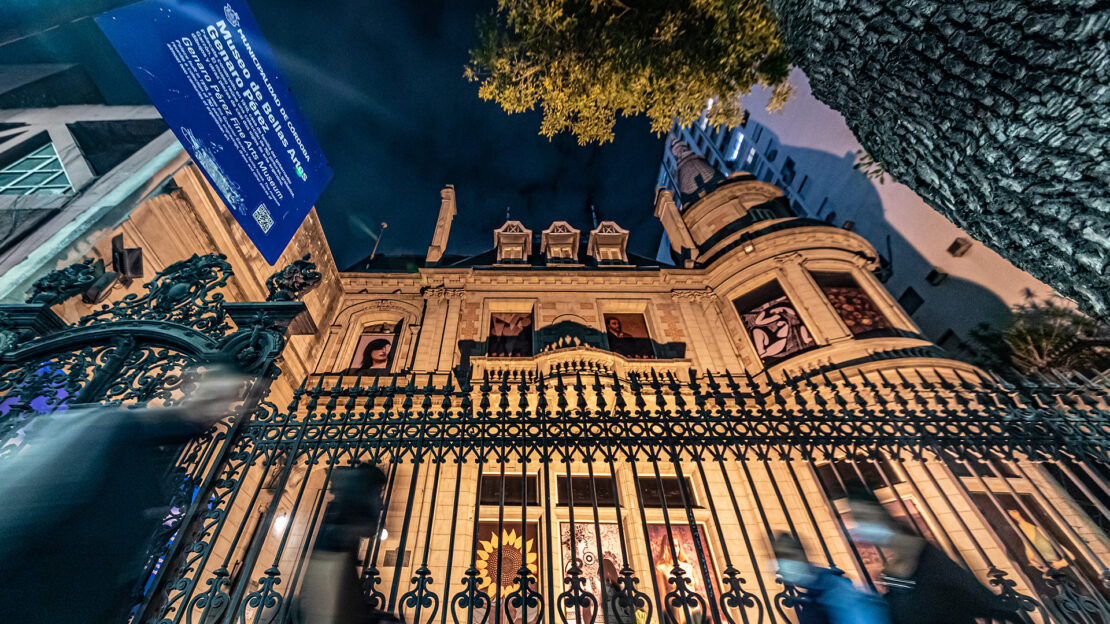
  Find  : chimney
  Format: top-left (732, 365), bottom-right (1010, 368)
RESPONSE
top-left (654, 189), bottom-right (698, 268)
top-left (426, 185), bottom-right (457, 265)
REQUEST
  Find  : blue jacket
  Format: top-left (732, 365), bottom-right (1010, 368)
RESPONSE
top-left (795, 568), bottom-right (891, 624)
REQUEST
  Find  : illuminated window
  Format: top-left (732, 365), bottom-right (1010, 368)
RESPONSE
top-left (603, 312), bottom-right (655, 359)
top-left (812, 272), bottom-right (894, 337)
top-left (345, 321), bottom-right (401, 374)
top-left (488, 311), bottom-right (534, 357)
top-left (734, 280), bottom-right (816, 365)
top-left (0, 143), bottom-right (73, 195)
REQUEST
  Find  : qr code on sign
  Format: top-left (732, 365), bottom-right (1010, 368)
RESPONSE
top-left (253, 204), bottom-right (274, 233)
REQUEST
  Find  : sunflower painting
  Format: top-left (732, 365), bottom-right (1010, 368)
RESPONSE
top-left (475, 522), bottom-right (540, 595)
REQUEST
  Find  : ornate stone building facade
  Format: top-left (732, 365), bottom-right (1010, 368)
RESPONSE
top-left (3, 139), bottom-right (1110, 624)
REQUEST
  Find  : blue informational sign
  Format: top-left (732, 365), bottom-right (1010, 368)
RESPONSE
top-left (97, 0), bottom-right (332, 264)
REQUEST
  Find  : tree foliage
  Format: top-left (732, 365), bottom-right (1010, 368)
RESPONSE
top-left (853, 149), bottom-right (887, 185)
top-left (970, 295), bottom-right (1109, 376)
top-left (466, 0), bottom-right (792, 144)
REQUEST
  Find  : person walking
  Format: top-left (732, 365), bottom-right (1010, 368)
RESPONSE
top-left (771, 533), bottom-right (890, 624)
top-left (0, 367), bottom-right (245, 624)
top-left (845, 489), bottom-right (1023, 624)
top-left (296, 464), bottom-right (390, 624)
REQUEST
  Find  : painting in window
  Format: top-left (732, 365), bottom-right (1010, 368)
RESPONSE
top-left (473, 521), bottom-right (541, 624)
top-left (559, 522), bottom-right (628, 624)
top-left (733, 281), bottom-right (815, 365)
top-left (488, 312), bottom-right (533, 357)
top-left (812, 272), bottom-right (893, 337)
top-left (647, 524), bottom-right (720, 624)
top-left (603, 313), bottom-right (655, 359)
top-left (346, 322), bottom-right (400, 374)
top-left (972, 493), bottom-right (1110, 601)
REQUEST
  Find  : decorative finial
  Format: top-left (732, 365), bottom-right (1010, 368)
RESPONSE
top-left (266, 254), bottom-right (322, 302)
top-left (27, 258), bottom-right (103, 306)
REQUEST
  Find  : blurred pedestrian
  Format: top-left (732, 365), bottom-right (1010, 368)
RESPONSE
top-left (0, 366), bottom-right (245, 624)
top-left (845, 489), bottom-right (1022, 624)
top-left (296, 463), bottom-right (389, 624)
top-left (771, 532), bottom-right (889, 624)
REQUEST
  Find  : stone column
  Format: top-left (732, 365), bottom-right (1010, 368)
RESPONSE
top-left (670, 288), bottom-right (726, 372)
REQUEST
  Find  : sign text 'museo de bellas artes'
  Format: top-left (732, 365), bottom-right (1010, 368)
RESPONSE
top-left (97, 0), bottom-right (332, 264)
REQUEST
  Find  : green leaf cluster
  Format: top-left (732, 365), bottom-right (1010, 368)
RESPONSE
top-left (466, 0), bottom-right (792, 144)
top-left (970, 294), bottom-right (1109, 376)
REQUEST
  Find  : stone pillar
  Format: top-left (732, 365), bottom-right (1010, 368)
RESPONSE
top-left (654, 190), bottom-right (698, 269)
top-left (773, 254), bottom-right (850, 345)
top-left (670, 289), bottom-right (726, 372)
top-left (435, 289), bottom-right (464, 372)
top-left (412, 286), bottom-right (451, 372)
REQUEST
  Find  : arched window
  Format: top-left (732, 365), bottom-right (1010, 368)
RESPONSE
top-left (345, 321), bottom-right (402, 374)
top-left (811, 272), bottom-right (895, 338)
top-left (733, 280), bottom-right (816, 366)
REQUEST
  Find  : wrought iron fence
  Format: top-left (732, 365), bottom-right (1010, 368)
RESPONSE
top-left (5, 254), bottom-right (1110, 624)
top-left (138, 366), bottom-right (1110, 624)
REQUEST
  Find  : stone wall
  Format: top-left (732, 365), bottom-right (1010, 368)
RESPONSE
top-left (769, 0), bottom-right (1110, 315)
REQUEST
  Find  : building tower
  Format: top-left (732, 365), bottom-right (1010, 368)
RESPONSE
top-left (656, 98), bottom-right (1059, 353)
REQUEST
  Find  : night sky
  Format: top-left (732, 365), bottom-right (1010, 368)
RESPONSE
top-left (2, 1), bottom-right (666, 270)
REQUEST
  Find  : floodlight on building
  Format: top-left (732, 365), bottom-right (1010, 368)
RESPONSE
top-left (272, 513), bottom-right (289, 536)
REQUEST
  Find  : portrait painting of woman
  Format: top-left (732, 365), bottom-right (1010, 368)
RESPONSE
top-left (345, 323), bottom-right (400, 374)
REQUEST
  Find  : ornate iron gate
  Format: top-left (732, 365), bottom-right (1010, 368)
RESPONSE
top-left (5, 255), bottom-right (1110, 624)
top-left (0, 253), bottom-right (318, 621)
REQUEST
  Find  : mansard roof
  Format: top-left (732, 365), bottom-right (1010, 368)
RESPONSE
top-left (343, 243), bottom-right (661, 272)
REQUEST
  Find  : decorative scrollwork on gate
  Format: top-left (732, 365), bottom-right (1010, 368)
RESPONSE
top-left (27, 257), bottom-right (102, 306)
top-left (77, 253), bottom-right (235, 336)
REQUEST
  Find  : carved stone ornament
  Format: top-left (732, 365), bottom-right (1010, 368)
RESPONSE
top-left (670, 288), bottom-right (715, 302)
top-left (27, 258), bottom-right (100, 306)
top-left (217, 311), bottom-right (286, 375)
top-left (266, 254), bottom-right (323, 302)
top-left (422, 286), bottom-right (465, 300)
top-left (77, 253), bottom-right (235, 337)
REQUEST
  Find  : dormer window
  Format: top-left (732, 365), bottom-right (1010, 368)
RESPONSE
top-left (494, 220), bottom-right (532, 264)
top-left (587, 221), bottom-right (629, 265)
top-left (540, 221), bottom-right (580, 264)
